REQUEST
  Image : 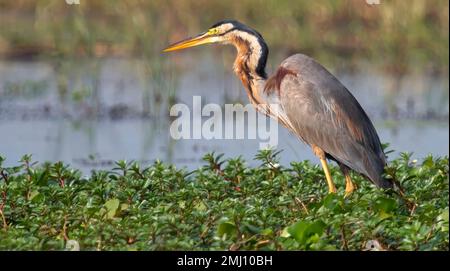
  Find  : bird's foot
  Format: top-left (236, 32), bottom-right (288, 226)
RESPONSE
top-left (344, 189), bottom-right (353, 198)
top-left (343, 172), bottom-right (356, 198)
top-left (328, 186), bottom-right (337, 194)
top-left (344, 180), bottom-right (355, 198)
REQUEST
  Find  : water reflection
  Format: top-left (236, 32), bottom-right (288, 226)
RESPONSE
top-left (0, 55), bottom-right (448, 173)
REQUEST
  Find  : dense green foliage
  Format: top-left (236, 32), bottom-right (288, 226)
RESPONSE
top-left (0, 150), bottom-right (448, 251)
top-left (0, 0), bottom-right (448, 73)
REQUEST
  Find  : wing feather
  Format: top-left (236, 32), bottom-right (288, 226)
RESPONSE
top-left (275, 54), bottom-right (390, 187)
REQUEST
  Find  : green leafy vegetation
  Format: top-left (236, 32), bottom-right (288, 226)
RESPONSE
top-left (0, 150), bottom-right (448, 251)
top-left (0, 0), bottom-right (448, 74)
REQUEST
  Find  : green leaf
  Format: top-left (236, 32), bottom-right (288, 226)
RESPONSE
top-left (307, 221), bottom-right (327, 235)
top-left (437, 209), bottom-right (449, 223)
top-left (378, 211), bottom-right (393, 220)
top-left (143, 179), bottom-right (151, 189)
top-left (374, 197), bottom-right (397, 214)
top-left (194, 201), bottom-right (207, 211)
top-left (322, 193), bottom-right (344, 213)
top-left (217, 221), bottom-right (237, 238)
top-left (288, 220), bottom-right (326, 245)
top-left (287, 221), bottom-right (309, 244)
top-left (280, 227), bottom-right (291, 238)
top-left (120, 203), bottom-right (129, 211)
top-left (104, 198), bottom-right (120, 219)
top-left (422, 156), bottom-right (434, 168)
top-left (29, 190), bottom-right (40, 201)
top-left (261, 228), bottom-right (274, 236)
top-left (243, 223), bottom-right (261, 234)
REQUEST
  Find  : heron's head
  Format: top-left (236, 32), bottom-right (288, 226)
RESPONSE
top-left (163, 20), bottom-right (268, 78)
top-left (164, 20), bottom-right (263, 51)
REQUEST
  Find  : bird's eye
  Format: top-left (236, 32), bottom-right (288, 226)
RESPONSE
top-left (208, 28), bottom-right (219, 35)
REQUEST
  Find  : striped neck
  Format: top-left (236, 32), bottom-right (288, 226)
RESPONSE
top-left (229, 29), bottom-right (269, 104)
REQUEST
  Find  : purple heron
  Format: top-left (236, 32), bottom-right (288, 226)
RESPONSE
top-left (163, 20), bottom-right (393, 196)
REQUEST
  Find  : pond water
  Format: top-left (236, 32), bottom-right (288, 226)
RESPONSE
top-left (0, 53), bottom-right (448, 173)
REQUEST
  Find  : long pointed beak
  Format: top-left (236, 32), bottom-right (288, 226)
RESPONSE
top-left (163, 32), bottom-right (216, 52)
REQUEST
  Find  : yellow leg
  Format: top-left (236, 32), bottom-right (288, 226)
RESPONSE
top-left (344, 173), bottom-right (355, 198)
top-left (312, 145), bottom-right (337, 194)
top-left (320, 158), bottom-right (337, 194)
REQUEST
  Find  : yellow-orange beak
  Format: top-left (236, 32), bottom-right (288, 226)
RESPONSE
top-left (163, 32), bottom-right (216, 52)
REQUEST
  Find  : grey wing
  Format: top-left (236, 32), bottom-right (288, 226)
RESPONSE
top-left (277, 54), bottom-right (389, 187)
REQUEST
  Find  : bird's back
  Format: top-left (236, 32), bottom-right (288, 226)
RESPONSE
top-left (274, 54), bottom-right (391, 188)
